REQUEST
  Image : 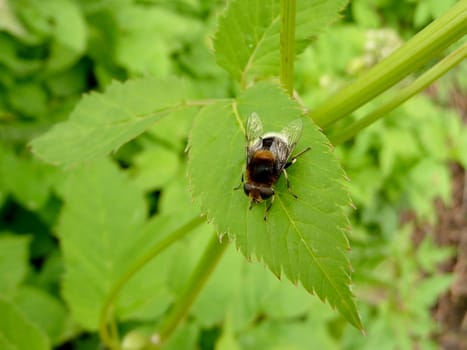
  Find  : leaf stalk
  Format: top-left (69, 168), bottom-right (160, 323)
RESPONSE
top-left (99, 216), bottom-right (206, 350)
top-left (153, 233), bottom-right (229, 347)
top-left (310, 0), bottom-right (467, 128)
top-left (280, 0), bottom-right (297, 96)
top-left (330, 42), bottom-right (467, 144)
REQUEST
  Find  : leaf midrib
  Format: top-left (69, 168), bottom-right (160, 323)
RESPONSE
top-left (241, 14), bottom-right (280, 87)
top-left (76, 104), bottom-right (184, 128)
top-left (275, 195), bottom-right (355, 319)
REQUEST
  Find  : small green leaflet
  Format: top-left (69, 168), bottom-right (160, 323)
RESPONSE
top-left (187, 83), bottom-right (362, 329)
top-left (30, 77), bottom-right (187, 167)
top-left (214, 0), bottom-right (347, 84)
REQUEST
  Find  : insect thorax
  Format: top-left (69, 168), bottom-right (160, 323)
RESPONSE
top-left (260, 133), bottom-right (288, 149)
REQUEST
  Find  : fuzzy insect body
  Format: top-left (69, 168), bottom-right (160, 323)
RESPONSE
top-left (240, 113), bottom-right (310, 218)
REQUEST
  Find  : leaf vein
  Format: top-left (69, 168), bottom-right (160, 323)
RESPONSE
top-left (276, 195), bottom-right (351, 310)
top-left (241, 15), bottom-right (280, 86)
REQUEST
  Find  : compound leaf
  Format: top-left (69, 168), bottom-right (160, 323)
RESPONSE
top-left (188, 82), bottom-right (361, 329)
top-left (214, 0), bottom-right (347, 84)
top-left (30, 77), bottom-right (188, 167)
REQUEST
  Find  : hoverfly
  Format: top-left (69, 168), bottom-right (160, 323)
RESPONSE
top-left (237, 112), bottom-right (310, 219)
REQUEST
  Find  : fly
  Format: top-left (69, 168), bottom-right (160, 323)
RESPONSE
top-left (236, 112), bottom-right (310, 220)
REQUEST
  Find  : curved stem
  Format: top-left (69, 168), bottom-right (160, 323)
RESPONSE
top-left (329, 42), bottom-right (467, 144)
top-left (154, 233), bottom-right (229, 346)
top-left (310, 0), bottom-right (467, 128)
top-left (280, 0), bottom-right (297, 96)
top-left (99, 215), bottom-right (206, 349)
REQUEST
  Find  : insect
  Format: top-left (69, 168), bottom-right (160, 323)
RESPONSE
top-left (237, 112), bottom-right (310, 219)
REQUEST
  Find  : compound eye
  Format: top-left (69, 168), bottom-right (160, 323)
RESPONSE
top-left (260, 187), bottom-right (274, 199)
top-left (244, 183), bottom-right (252, 195)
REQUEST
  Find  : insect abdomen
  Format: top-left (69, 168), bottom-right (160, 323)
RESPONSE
top-left (247, 150), bottom-right (276, 184)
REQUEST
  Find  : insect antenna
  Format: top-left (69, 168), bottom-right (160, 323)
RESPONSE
top-left (284, 146), bottom-right (311, 169)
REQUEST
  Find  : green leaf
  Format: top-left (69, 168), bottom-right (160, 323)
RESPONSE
top-left (352, 1), bottom-right (381, 28)
top-left (413, 274), bottom-right (453, 309)
top-left (16, 0), bottom-right (86, 53)
top-left (115, 215), bottom-right (184, 322)
top-left (8, 82), bottom-right (48, 118)
top-left (57, 159), bottom-right (195, 329)
top-left (192, 246), bottom-right (320, 330)
top-left (30, 250), bottom-right (63, 292)
top-left (129, 141), bottom-right (180, 191)
top-left (214, 0), bottom-right (347, 84)
top-left (406, 159), bottom-right (451, 221)
top-left (30, 77), bottom-right (188, 167)
top-left (237, 315), bottom-right (338, 350)
top-left (215, 317), bottom-right (240, 350)
top-left (417, 236), bottom-right (454, 273)
top-left (0, 297), bottom-right (49, 350)
top-left (0, 235), bottom-right (31, 296)
top-left (0, 147), bottom-right (58, 211)
top-left (379, 128), bottom-right (421, 176)
top-left (114, 4), bottom-right (201, 75)
top-left (159, 167), bottom-right (199, 216)
top-left (12, 286), bottom-right (70, 346)
top-left (191, 247), bottom-right (243, 328)
top-left (57, 159), bottom-right (145, 329)
top-left (0, 0), bottom-right (28, 38)
top-left (162, 322), bottom-right (199, 350)
top-left (188, 82), bottom-right (361, 329)
top-left (147, 108), bottom-right (197, 153)
top-left (0, 334), bottom-right (16, 350)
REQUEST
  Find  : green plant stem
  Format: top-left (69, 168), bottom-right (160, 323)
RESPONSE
top-left (310, 0), bottom-right (467, 128)
top-left (99, 215), bottom-right (206, 350)
top-left (330, 43), bottom-right (467, 144)
top-left (280, 0), bottom-right (297, 96)
top-left (154, 233), bottom-right (229, 346)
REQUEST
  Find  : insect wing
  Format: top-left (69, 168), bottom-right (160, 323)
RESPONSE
top-left (269, 118), bottom-right (303, 171)
top-left (246, 112), bottom-right (263, 143)
top-left (281, 118), bottom-right (303, 154)
top-left (245, 112), bottom-right (264, 162)
top-left (269, 137), bottom-right (290, 171)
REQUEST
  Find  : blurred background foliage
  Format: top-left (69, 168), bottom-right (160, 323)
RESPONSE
top-left (0, 0), bottom-right (466, 349)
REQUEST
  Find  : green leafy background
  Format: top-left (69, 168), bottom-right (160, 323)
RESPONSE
top-left (1, 0), bottom-right (465, 349)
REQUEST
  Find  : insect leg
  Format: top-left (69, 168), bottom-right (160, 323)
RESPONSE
top-left (285, 146), bottom-right (311, 169)
top-left (233, 173), bottom-right (244, 190)
top-left (263, 193), bottom-right (275, 221)
top-left (282, 168), bottom-right (298, 199)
